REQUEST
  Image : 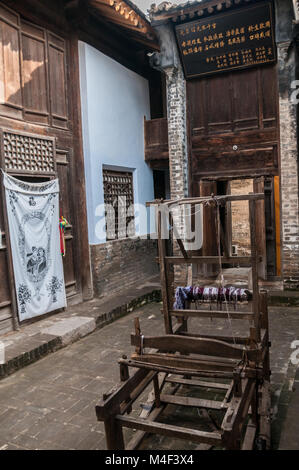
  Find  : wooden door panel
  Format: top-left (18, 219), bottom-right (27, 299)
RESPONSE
top-left (48, 32), bottom-right (68, 129)
top-left (63, 240), bottom-right (77, 297)
top-left (207, 74), bottom-right (232, 133)
top-left (21, 21), bottom-right (49, 124)
top-left (188, 65), bottom-right (279, 179)
top-left (188, 79), bottom-right (206, 134)
top-left (232, 68), bottom-right (259, 130)
top-left (57, 158), bottom-right (77, 298)
top-left (192, 145), bottom-right (278, 179)
top-left (57, 159), bottom-right (71, 220)
top-left (0, 4), bottom-right (22, 119)
top-left (261, 66), bottom-right (278, 128)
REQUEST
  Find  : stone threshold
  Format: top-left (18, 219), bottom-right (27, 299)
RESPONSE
top-left (0, 278), bottom-right (161, 380)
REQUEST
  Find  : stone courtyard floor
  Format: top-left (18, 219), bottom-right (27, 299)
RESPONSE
top-left (0, 301), bottom-right (298, 450)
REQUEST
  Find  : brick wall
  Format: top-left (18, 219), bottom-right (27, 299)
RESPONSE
top-left (278, 42), bottom-right (299, 289)
top-left (231, 179), bottom-right (253, 256)
top-left (153, 23), bottom-right (189, 201)
top-left (90, 237), bottom-right (159, 298)
top-left (165, 65), bottom-right (188, 200)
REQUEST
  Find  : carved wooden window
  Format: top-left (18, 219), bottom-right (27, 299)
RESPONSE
top-left (1, 129), bottom-right (56, 176)
top-left (0, 2), bottom-right (68, 128)
top-left (103, 169), bottom-right (135, 240)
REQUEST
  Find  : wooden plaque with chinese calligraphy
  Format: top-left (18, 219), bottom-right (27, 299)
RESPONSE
top-left (175, 1), bottom-right (276, 79)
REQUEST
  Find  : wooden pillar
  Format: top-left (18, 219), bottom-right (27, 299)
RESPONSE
top-left (104, 414), bottom-right (125, 450)
top-left (69, 34), bottom-right (93, 301)
top-left (249, 199), bottom-right (261, 342)
top-left (158, 209), bottom-right (173, 334)
top-left (200, 180), bottom-right (218, 277)
top-left (260, 290), bottom-right (271, 380)
top-left (1, 184), bottom-right (19, 331)
top-left (153, 374), bottom-right (161, 408)
top-left (253, 177), bottom-right (267, 280)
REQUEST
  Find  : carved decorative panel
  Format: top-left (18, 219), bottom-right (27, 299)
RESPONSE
top-left (2, 129), bottom-right (56, 174)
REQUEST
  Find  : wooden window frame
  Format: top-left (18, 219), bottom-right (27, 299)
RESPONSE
top-left (103, 169), bottom-right (135, 241)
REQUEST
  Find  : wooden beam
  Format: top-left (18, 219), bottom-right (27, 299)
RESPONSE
top-left (242, 421), bottom-right (257, 450)
top-left (169, 212), bottom-right (189, 259)
top-left (257, 380), bottom-right (271, 449)
top-left (165, 376), bottom-right (231, 390)
top-left (160, 394), bottom-right (229, 410)
top-left (69, 35), bottom-right (93, 301)
top-left (146, 193), bottom-right (265, 207)
top-left (249, 199), bottom-right (261, 342)
top-left (178, 331), bottom-right (249, 345)
top-left (129, 353), bottom-right (238, 372)
top-left (126, 377), bottom-right (179, 450)
top-left (170, 309), bottom-right (254, 321)
top-left (116, 415), bottom-right (222, 445)
top-left (158, 210), bottom-right (173, 334)
top-left (222, 379), bottom-right (256, 449)
top-left (119, 358), bottom-right (236, 379)
top-left (163, 255), bottom-right (253, 265)
top-left (96, 368), bottom-right (156, 419)
top-left (131, 334), bottom-right (259, 361)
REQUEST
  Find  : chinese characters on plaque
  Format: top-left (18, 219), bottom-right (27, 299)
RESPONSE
top-left (175, 2), bottom-right (276, 79)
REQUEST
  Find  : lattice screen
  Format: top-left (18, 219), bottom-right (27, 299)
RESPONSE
top-left (103, 169), bottom-right (135, 240)
top-left (2, 130), bottom-right (55, 174)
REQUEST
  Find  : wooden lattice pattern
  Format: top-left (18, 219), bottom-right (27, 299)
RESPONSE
top-left (103, 169), bottom-right (134, 240)
top-left (3, 131), bottom-right (55, 174)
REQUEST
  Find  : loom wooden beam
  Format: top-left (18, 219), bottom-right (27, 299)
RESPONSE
top-left (242, 421), bottom-right (257, 450)
top-left (130, 333), bottom-right (260, 361)
top-left (115, 415), bottom-right (223, 446)
top-left (177, 331), bottom-right (250, 344)
top-left (159, 394), bottom-right (229, 410)
top-left (129, 353), bottom-right (239, 373)
top-left (146, 193), bottom-right (265, 207)
top-left (249, 199), bottom-right (261, 342)
top-left (161, 255), bottom-right (254, 265)
top-left (170, 309), bottom-right (254, 321)
top-left (222, 378), bottom-right (256, 449)
top-left (96, 368), bottom-right (157, 420)
top-left (119, 357), bottom-right (237, 379)
top-left (165, 376), bottom-right (230, 390)
top-left (158, 209), bottom-right (173, 334)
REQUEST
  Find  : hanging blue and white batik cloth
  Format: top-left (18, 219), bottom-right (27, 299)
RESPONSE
top-left (3, 172), bottom-right (67, 321)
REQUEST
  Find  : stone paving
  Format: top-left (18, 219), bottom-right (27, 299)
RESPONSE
top-left (0, 302), bottom-right (298, 450)
top-left (0, 278), bottom-right (161, 380)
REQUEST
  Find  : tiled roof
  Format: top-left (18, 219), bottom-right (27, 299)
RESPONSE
top-left (149, 0), bottom-right (204, 16)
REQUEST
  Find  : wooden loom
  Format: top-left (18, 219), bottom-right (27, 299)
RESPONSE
top-left (96, 193), bottom-right (271, 450)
